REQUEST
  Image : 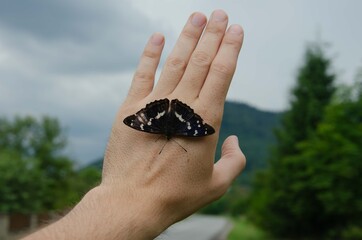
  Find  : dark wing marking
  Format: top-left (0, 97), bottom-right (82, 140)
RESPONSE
top-left (170, 99), bottom-right (215, 137)
top-left (123, 99), bottom-right (169, 134)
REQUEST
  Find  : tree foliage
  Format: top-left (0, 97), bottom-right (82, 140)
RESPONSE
top-left (275, 44), bottom-right (335, 156)
top-left (0, 116), bottom-right (101, 213)
top-left (0, 150), bottom-right (47, 213)
top-left (200, 185), bottom-right (249, 216)
top-left (248, 44), bottom-right (349, 239)
top-left (291, 82), bottom-right (362, 238)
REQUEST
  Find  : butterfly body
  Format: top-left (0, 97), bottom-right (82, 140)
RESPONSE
top-left (123, 99), bottom-right (215, 140)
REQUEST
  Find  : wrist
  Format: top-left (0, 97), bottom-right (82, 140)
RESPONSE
top-left (26, 185), bottom-right (169, 240)
top-left (73, 185), bottom-right (168, 239)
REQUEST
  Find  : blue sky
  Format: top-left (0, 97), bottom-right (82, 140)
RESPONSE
top-left (1, 0), bottom-right (361, 164)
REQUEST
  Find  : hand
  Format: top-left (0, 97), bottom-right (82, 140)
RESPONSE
top-left (24, 10), bottom-right (245, 240)
top-left (102, 8), bottom-right (245, 236)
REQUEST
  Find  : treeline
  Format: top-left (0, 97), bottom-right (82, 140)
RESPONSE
top-left (248, 44), bottom-right (362, 239)
top-left (0, 117), bottom-right (100, 214)
top-left (203, 43), bottom-right (362, 239)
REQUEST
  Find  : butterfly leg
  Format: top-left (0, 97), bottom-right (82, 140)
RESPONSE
top-left (159, 140), bottom-right (168, 154)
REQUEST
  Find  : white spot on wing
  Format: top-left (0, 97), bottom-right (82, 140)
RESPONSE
top-left (187, 126), bottom-right (191, 130)
top-left (155, 111), bottom-right (166, 119)
top-left (147, 118), bottom-right (153, 126)
top-left (140, 124), bottom-right (144, 130)
top-left (193, 130), bottom-right (198, 136)
top-left (175, 112), bottom-right (186, 122)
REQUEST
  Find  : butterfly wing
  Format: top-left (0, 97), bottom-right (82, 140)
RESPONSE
top-left (170, 99), bottom-right (215, 137)
top-left (123, 99), bottom-right (169, 134)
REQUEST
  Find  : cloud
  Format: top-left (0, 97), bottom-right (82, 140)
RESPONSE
top-left (0, 0), bottom-right (159, 74)
top-left (0, 0), bottom-right (168, 164)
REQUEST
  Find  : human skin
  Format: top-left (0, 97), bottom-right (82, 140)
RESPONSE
top-left (24, 9), bottom-right (245, 240)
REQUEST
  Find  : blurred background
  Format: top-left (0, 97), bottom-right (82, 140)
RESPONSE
top-left (0, 0), bottom-right (361, 239)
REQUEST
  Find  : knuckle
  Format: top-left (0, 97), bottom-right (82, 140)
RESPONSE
top-left (133, 70), bottom-right (154, 81)
top-left (182, 28), bottom-right (199, 41)
top-left (198, 103), bottom-right (222, 126)
top-left (223, 36), bottom-right (242, 49)
top-left (166, 57), bottom-right (188, 71)
top-left (191, 51), bottom-right (212, 67)
top-left (210, 62), bottom-right (234, 78)
top-left (143, 49), bottom-right (159, 60)
top-left (206, 24), bottom-right (224, 36)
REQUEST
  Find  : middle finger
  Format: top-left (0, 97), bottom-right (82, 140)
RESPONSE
top-left (173, 10), bottom-right (229, 100)
top-left (153, 12), bottom-right (207, 97)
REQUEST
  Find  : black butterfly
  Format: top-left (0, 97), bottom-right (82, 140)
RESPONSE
top-left (123, 99), bottom-right (215, 142)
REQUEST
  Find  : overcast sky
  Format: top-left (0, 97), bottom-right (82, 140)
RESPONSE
top-left (1, 0), bottom-right (361, 165)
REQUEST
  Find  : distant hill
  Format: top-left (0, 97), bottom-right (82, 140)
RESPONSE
top-left (217, 101), bottom-right (281, 184)
top-left (86, 101), bottom-right (281, 185)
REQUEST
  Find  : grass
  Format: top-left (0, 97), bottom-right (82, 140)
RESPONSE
top-left (227, 216), bottom-right (267, 240)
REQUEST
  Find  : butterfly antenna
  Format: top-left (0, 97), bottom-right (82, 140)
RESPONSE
top-left (155, 135), bottom-right (163, 142)
top-left (171, 139), bottom-right (187, 152)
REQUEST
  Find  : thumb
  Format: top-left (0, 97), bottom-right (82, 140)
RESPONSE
top-left (211, 135), bottom-right (246, 196)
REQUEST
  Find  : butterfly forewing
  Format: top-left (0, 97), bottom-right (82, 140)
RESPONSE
top-left (170, 99), bottom-right (215, 137)
top-left (123, 99), bottom-right (169, 134)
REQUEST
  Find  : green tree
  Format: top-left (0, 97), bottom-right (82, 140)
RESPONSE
top-left (0, 150), bottom-right (47, 213)
top-left (287, 81), bottom-right (362, 238)
top-left (249, 44), bottom-right (337, 238)
top-left (0, 116), bottom-right (77, 211)
top-left (276, 44), bottom-right (335, 156)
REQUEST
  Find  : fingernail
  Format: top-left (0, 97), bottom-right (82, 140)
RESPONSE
top-left (150, 33), bottom-right (164, 46)
top-left (212, 9), bottom-right (227, 22)
top-left (191, 13), bottom-right (206, 27)
top-left (228, 24), bottom-right (243, 35)
top-left (232, 135), bottom-right (239, 144)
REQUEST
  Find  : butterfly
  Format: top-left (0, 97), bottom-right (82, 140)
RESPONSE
top-left (123, 99), bottom-right (215, 151)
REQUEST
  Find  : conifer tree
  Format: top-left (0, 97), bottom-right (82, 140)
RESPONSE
top-left (276, 44), bottom-right (335, 156)
top-left (249, 44), bottom-right (336, 238)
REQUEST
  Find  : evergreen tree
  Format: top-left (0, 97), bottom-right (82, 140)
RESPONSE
top-left (276, 44), bottom-right (335, 156)
top-left (249, 44), bottom-right (337, 238)
top-left (291, 81), bottom-right (362, 238)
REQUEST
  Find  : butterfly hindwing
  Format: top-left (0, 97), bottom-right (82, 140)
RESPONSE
top-left (123, 99), bottom-right (169, 134)
top-left (170, 99), bottom-right (215, 137)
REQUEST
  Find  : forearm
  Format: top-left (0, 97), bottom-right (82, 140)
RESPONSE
top-left (24, 186), bottom-right (166, 240)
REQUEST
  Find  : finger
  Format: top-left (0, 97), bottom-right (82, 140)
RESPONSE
top-left (210, 136), bottom-right (246, 198)
top-left (127, 33), bottom-right (165, 102)
top-left (153, 12), bottom-right (207, 96)
top-left (199, 25), bottom-right (244, 107)
top-left (173, 10), bottom-right (228, 100)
